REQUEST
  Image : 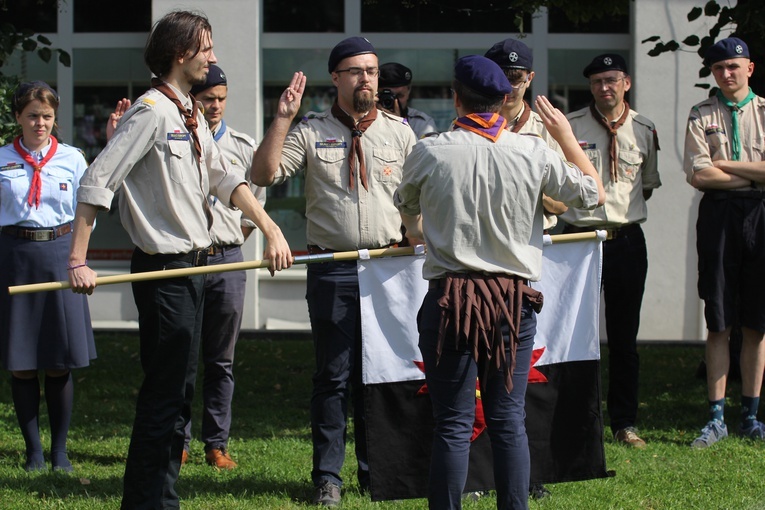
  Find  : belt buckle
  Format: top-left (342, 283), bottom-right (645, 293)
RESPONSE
top-left (32, 230), bottom-right (51, 241)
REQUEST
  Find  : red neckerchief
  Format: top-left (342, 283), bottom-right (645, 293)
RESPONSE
top-left (509, 101), bottom-right (532, 133)
top-left (13, 135), bottom-right (58, 209)
top-left (589, 101), bottom-right (630, 182)
top-left (331, 101), bottom-right (377, 191)
top-left (453, 113), bottom-right (507, 142)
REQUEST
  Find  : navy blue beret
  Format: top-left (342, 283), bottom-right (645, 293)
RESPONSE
top-left (704, 37), bottom-right (750, 67)
top-left (454, 55), bottom-right (512, 97)
top-left (484, 38), bottom-right (533, 71)
top-left (12, 81), bottom-right (59, 113)
top-left (582, 53), bottom-right (629, 78)
top-left (328, 37), bottom-right (376, 73)
top-left (379, 63), bottom-right (412, 88)
top-left (190, 64), bottom-right (227, 96)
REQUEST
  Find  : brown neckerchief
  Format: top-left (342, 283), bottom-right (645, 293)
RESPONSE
top-left (589, 100), bottom-right (630, 183)
top-left (435, 273), bottom-right (543, 394)
top-left (330, 101), bottom-right (377, 191)
top-left (509, 101), bottom-right (533, 133)
top-left (151, 78), bottom-right (213, 230)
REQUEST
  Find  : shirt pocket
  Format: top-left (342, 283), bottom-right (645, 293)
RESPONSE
top-left (705, 130), bottom-right (729, 160)
top-left (0, 169), bottom-right (29, 201)
top-left (167, 139), bottom-right (191, 184)
top-left (46, 167), bottom-right (74, 206)
top-left (372, 147), bottom-right (403, 184)
top-left (618, 149), bottom-right (643, 182)
top-left (314, 148), bottom-right (345, 186)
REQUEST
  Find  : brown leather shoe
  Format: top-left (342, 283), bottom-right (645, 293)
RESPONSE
top-left (181, 449), bottom-right (189, 465)
top-left (205, 448), bottom-right (237, 470)
top-left (614, 427), bottom-right (646, 448)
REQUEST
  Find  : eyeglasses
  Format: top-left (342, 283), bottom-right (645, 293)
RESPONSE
top-left (589, 77), bottom-right (625, 88)
top-left (509, 76), bottom-right (530, 89)
top-left (334, 67), bottom-right (380, 77)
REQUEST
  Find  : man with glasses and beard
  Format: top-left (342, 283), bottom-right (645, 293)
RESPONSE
top-left (560, 53), bottom-right (662, 449)
top-left (251, 36), bottom-right (416, 507)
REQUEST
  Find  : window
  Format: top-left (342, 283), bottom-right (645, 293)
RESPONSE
top-left (263, 0), bottom-right (344, 32)
top-left (74, 0), bottom-right (151, 32)
top-left (548, 7), bottom-right (629, 34)
top-left (2, 0), bottom-right (57, 33)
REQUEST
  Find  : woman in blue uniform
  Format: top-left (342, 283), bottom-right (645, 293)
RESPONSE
top-left (0, 81), bottom-right (95, 472)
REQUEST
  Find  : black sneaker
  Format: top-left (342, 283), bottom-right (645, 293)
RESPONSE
top-left (529, 483), bottom-right (551, 500)
top-left (313, 480), bottom-right (341, 507)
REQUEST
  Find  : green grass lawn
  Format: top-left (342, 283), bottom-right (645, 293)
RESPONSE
top-left (1, 333), bottom-right (764, 509)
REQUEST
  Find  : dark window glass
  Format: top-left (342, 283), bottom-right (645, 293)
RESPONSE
top-left (74, 0), bottom-right (151, 32)
top-left (362, 1), bottom-right (531, 33)
top-left (548, 7), bottom-right (629, 34)
top-left (2, 0), bottom-right (57, 33)
top-left (264, 0), bottom-right (344, 32)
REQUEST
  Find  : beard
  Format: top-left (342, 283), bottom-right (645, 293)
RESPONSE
top-left (352, 88), bottom-right (375, 113)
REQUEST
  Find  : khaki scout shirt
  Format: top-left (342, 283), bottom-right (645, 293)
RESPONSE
top-left (77, 84), bottom-right (246, 255)
top-left (683, 94), bottom-right (765, 190)
top-left (406, 107), bottom-right (439, 139)
top-left (273, 108), bottom-right (417, 251)
top-left (395, 129), bottom-right (600, 281)
top-left (560, 107), bottom-right (661, 228)
top-left (209, 123), bottom-right (266, 245)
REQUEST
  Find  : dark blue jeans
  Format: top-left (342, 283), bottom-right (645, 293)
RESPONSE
top-left (419, 288), bottom-right (536, 510)
top-left (185, 246), bottom-right (246, 452)
top-left (602, 225), bottom-right (647, 433)
top-left (306, 260), bottom-right (368, 489)
top-left (122, 249), bottom-right (205, 510)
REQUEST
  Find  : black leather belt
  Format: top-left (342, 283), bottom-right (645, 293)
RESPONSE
top-left (0, 223), bottom-right (72, 241)
top-left (706, 190), bottom-right (765, 200)
top-left (307, 243), bottom-right (399, 255)
top-left (148, 249), bottom-right (209, 267)
top-left (207, 244), bottom-right (239, 256)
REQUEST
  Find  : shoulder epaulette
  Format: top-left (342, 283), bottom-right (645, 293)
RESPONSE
top-left (520, 132), bottom-right (543, 139)
top-left (633, 113), bottom-right (656, 130)
top-left (566, 108), bottom-right (589, 120)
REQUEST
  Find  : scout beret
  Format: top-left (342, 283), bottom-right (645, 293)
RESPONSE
top-left (703, 37), bottom-right (750, 67)
top-left (12, 81), bottom-right (59, 113)
top-left (582, 53), bottom-right (629, 78)
top-left (328, 36), bottom-right (376, 73)
top-left (454, 55), bottom-right (512, 97)
top-left (379, 63), bottom-right (412, 88)
top-left (484, 38), bottom-right (533, 70)
top-left (190, 64), bottom-right (227, 96)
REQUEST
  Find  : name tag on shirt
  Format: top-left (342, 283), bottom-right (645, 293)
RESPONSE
top-left (167, 132), bottom-right (190, 141)
top-left (705, 125), bottom-right (725, 136)
top-left (316, 141), bottom-right (347, 149)
top-left (579, 141), bottom-right (596, 150)
top-left (0, 162), bottom-right (24, 171)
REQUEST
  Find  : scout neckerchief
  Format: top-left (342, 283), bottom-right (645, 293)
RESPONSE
top-left (331, 101), bottom-right (377, 191)
top-left (13, 135), bottom-right (58, 209)
top-left (717, 87), bottom-right (756, 161)
top-left (213, 119), bottom-right (227, 142)
top-left (509, 101), bottom-right (532, 133)
top-left (454, 112), bottom-right (507, 142)
top-left (151, 78), bottom-right (213, 229)
top-left (590, 100), bottom-right (630, 183)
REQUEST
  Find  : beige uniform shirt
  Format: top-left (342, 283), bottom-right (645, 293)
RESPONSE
top-left (560, 106), bottom-right (661, 227)
top-left (406, 107), bottom-right (439, 139)
top-left (274, 108), bottom-right (417, 251)
top-left (209, 123), bottom-right (266, 245)
top-left (395, 129), bottom-right (600, 281)
top-left (683, 94), bottom-right (765, 189)
top-left (77, 84), bottom-right (246, 255)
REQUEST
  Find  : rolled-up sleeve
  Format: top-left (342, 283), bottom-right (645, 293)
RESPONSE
top-left (394, 143), bottom-right (427, 216)
top-left (683, 109), bottom-right (712, 183)
top-left (542, 148), bottom-right (600, 210)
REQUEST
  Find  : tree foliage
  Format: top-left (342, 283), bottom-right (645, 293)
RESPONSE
top-left (642, 0), bottom-right (764, 95)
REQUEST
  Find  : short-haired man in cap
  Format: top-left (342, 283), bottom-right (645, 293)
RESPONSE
top-left (252, 36), bottom-right (416, 506)
top-left (684, 37), bottom-right (765, 448)
top-left (485, 38), bottom-right (568, 233)
top-left (395, 54), bottom-right (604, 510)
top-left (560, 53), bottom-right (661, 449)
top-left (68, 10), bottom-right (292, 508)
top-left (378, 62), bottom-right (439, 138)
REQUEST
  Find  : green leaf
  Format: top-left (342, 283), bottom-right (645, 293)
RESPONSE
top-left (36, 34), bottom-right (51, 45)
top-left (21, 39), bottom-right (36, 51)
top-left (58, 49), bottom-right (71, 67)
top-left (665, 41), bottom-right (680, 52)
top-left (699, 67), bottom-right (711, 78)
top-left (687, 6), bottom-right (702, 21)
top-left (37, 46), bottom-right (51, 63)
top-left (682, 35), bottom-right (700, 46)
top-left (694, 83), bottom-right (711, 89)
top-left (704, 0), bottom-right (720, 17)
top-left (641, 35), bottom-right (661, 44)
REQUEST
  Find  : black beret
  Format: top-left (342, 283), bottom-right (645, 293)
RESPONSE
top-left (328, 36), bottom-right (376, 73)
top-left (703, 37), bottom-right (750, 67)
top-left (379, 63), bottom-right (412, 88)
top-left (484, 38), bottom-right (533, 70)
top-left (190, 64), bottom-right (227, 96)
top-left (582, 53), bottom-right (629, 78)
top-left (454, 55), bottom-right (512, 97)
top-left (12, 81), bottom-right (59, 113)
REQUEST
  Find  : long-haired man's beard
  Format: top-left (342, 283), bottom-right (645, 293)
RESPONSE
top-left (353, 89), bottom-right (375, 113)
